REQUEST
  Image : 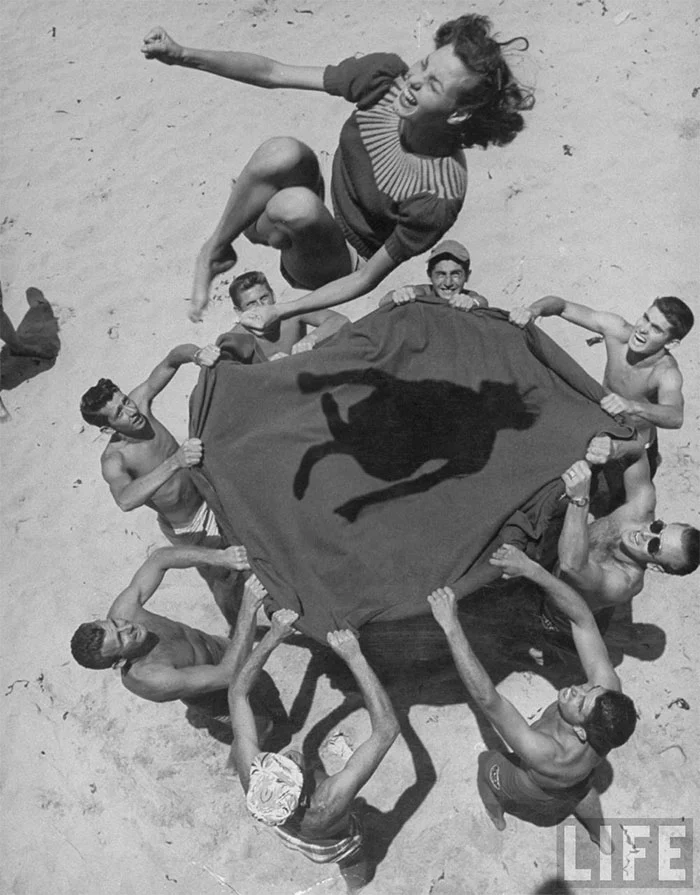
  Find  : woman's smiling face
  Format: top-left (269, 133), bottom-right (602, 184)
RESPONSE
top-left (394, 45), bottom-right (483, 123)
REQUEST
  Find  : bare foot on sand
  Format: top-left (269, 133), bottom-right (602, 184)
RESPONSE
top-left (582, 819), bottom-right (614, 854)
top-left (190, 241), bottom-right (237, 322)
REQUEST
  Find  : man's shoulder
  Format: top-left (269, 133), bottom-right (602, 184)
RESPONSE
top-left (100, 436), bottom-right (126, 469)
top-left (602, 317), bottom-right (633, 344)
top-left (651, 350), bottom-right (683, 380)
top-left (123, 650), bottom-right (176, 690)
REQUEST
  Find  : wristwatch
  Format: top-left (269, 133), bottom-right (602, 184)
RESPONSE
top-left (567, 496), bottom-right (589, 507)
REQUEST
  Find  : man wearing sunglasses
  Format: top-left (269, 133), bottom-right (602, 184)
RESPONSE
top-left (550, 457), bottom-right (699, 635)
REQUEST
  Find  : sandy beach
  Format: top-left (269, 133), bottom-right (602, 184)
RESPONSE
top-left (1, 2), bottom-right (698, 893)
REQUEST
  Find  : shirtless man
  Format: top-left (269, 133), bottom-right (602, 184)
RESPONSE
top-left (509, 295), bottom-right (694, 474)
top-left (380, 240), bottom-right (488, 310)
top-left (80, 343), bottom-right (248, 621)
top-left (429, 544), bottom-right (637, 850)
top-left (228, 609), bottom-right (399, 891)
top-left (70, 544), bottom-right (264, 726)
top-left (80, 343), bottom-right (220, 538)
top-left (225, 270), bottom-right (348, 359)
top-left (555, 457), bottom-right (699, 611)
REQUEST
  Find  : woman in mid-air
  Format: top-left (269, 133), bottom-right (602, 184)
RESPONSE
top-left (142, 15), bottom-right (533, 327)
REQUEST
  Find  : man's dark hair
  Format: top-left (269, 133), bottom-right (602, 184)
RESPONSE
top-left (229, 271), bottom-right (272, 310)
top-left (583, 690), bottom-right (637, 756)
top-left (70, 622), bottom-right (112, 670)
top-left (435, 14), bottom-right (534, 149)
top-left (661, 525), bottom-right (700, 576)
top-left (653, 296), bottom-right (694, 341)
top-left (80, 378), bottom-right (120, 427)
top-left (427, 254), bottom-right (470, 278)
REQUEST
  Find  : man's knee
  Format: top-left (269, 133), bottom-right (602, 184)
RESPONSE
top-left (265, 187), bottom-right (326, 232)
top-left (249, 137), bottom-right (319, 183)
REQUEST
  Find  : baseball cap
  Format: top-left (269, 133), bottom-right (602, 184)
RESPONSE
top-left (428, 240), bottom-right (470, 265)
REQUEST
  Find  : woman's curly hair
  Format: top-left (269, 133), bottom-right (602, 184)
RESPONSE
top-left (435, 14), bottom-right (535, 149)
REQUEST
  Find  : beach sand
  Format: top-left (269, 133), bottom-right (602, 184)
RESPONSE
top-left (1, 2), bottom-right (698, 893)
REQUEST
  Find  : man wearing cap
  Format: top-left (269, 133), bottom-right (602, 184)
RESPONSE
top-left (228, 610), bottom-right (399, 890)
top-left (379, 240), bottom-right (488, 310)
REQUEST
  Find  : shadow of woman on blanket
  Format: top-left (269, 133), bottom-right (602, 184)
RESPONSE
top-left (294, 369), bottom-right (538, 522)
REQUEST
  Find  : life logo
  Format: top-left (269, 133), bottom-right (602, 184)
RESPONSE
top-left (557, 818), bottom-right (693, 888)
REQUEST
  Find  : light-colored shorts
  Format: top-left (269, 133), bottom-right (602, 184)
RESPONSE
top-left (157, 501), bottom-right (222, 549)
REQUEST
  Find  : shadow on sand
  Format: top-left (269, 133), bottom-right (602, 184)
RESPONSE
top-left (253, 579), bottom-right (662, 883)
top-left (1, 287), bottom-right (60, 394)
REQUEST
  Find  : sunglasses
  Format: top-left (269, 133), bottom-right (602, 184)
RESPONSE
top-left (647, 519), bottom-right (666, 557)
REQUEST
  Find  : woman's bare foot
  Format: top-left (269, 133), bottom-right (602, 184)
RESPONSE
top-left (189, 241), bottom-right (237, 322)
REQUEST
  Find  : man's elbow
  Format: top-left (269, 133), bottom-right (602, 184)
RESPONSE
top-left (379, 716), bottom-right (400, 746)
top-left (148, 691), bottom-right (177, 704)
top-left (558, 558), bottom-right (586, 579)
top-left (481, 693), bottom-right (503, 717)
top-left (115, 495), bottom-right (140, 512)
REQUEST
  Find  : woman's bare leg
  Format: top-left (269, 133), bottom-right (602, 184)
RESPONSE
top-left (259, 186), bottom-right (352, 290)
top-left (192, 136), bottom-right (327, 318)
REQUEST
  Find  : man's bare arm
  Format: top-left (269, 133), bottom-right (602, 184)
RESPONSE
top-left (510, 296), bottom-right (630, 339)
top-left (108, 545), bottom-right (250, 618)
top-left (313, 631), bottom-right (399, 815)
top-left (130, 343), bottom-right (219, 408)
top-left (101, 439), bottom-right (202, 512)
top-left (428, 588), bottom-right (558, 769)
top-left (557, 461), bottom-right (596, 581)
top-left (228, 609), bottom-right (299, 789)
top-left (601, 366), bottom-right (684, 430)
top-left (490, 546), bottom-right (620, 691)
top-left (125, 575), bottom-right (266, 704)
top-left (617, 452), bottom-right (656, 519)
top-left (240, 248), bottom-right (398, 334)
top-left (142, 27), bottom-right (326, 91)
top-left (292, 308), bottom-right (349, 353)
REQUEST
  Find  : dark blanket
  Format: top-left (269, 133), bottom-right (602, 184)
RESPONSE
top-left (190, 300), bottom-right (631, 642)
